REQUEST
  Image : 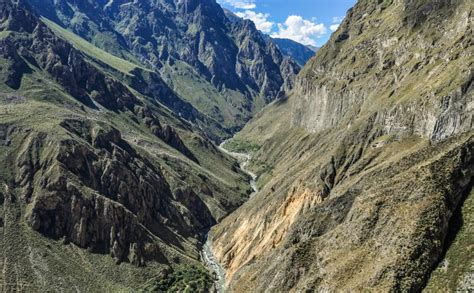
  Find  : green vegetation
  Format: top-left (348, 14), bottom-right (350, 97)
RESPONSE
top-left (425, 189), bottom-right (474, 291)
top-left (41, 17), bottom-right (142, 75)
top-left (161, 61), bottom-right (253, 129)
top-left (223, 139), bottom-right (260, 154)
top-left (141, 265), bottom-right (213, 293)
top-left (0, 30), bottom-right (11, 39)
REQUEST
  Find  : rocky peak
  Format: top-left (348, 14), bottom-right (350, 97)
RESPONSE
top-left (25, 0), bottom-right (300, 132)
top-left (271, 37), bottom-right (318, 66)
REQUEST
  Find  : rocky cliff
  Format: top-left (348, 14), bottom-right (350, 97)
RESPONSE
top-left (209, 0), bottom-right (473, 291)
top-left (292, 0), bottom-right (472, 142)
top-left (1, 0), bottom-right (472, 291)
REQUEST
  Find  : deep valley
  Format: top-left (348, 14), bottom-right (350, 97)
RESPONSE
top-left (0, 0), bottom-right (472, 292)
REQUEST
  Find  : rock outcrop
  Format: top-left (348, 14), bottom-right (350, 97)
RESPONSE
top-left (15, 120), bottom-right (211, 265)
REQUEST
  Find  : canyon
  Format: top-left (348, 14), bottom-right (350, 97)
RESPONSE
top-left (0, 0), bottom-right (473, 292)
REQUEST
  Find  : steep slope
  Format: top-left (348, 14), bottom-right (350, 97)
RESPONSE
top-left (272, 38), bottom-right (318, 66)
top-left (26, 0), bottom-right (300, 135)
top-left (425, 188), bottom-right (474, 291)
top-left (0, 0), bottom-right (253, 290)
top-left (209, 0), bottom-right (473, 291)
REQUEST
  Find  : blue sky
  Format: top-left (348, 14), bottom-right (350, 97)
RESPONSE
top-left (218, 0), bottom-right (356, 47)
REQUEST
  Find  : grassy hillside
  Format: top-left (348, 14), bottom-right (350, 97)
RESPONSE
top-left (42, 17), bottom-right (142, 75)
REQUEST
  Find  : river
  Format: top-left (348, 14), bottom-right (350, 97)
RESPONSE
top-left (201, 140), bottom-right (258, 292)
top-left (217, 140), bottom-right (258, 197)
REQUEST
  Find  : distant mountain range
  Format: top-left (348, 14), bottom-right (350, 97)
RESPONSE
top-left (271, 37), bottom-right (319, 66)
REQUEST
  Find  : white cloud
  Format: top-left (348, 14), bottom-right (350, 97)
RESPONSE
top-left (218, 0), bottom-right (256, 9)
top-left (330, 16), bottom-right (343, 32)
top-left (236, 10), bottom-right (274, 33)
top-left (271, 15), bottom-right (327, 46)
top-left (330, 23), bottom-right (340, 32)
top-left (332, 16), bottom-right (344, 23)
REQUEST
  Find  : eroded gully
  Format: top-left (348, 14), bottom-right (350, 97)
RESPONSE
top-left (201, 140), bottom-right (258, 292)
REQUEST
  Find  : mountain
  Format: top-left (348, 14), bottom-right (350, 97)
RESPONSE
top-left (0, 0), bottom-right (300, 290)
top-left (306, 45), bottom-right (320, 52)
top-left (1, 0), bottom-right (473, 291)
top-left (26, 0), bottom-right (300, 136)
top-left (272, 38), bottom-right (319, 66)
top-left (209, 0), bottom-right (473, 291)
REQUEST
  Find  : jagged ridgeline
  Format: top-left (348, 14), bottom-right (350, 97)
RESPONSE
top-left (26, 0), bottom-right (300, 136)
top-left (0, 0), bottom-right (298, 290)
top-left (209, 0), bottom-right (473, 291)
top-left (271, 37), bottom-right (319, 67)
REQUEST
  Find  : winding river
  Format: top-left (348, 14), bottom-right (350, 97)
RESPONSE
top-left (201, 140), bottom-right (258, 292)
top-left (218, 140), bottom-right (258, 197)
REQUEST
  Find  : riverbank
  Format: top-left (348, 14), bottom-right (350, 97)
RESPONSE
top-left (202, 235), bottom-right (226, 293)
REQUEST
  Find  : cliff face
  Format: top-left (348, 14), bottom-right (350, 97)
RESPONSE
top-left (292, 0), bottom-right (472, 142)
top-left (210, 0), bottom-right (473, 291)
top-left (1, 0), bottom-right (472, 290)
top-left (26, 0), bottom-right (299, 133)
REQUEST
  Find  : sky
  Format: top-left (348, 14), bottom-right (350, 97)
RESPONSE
top-left (218, 0), bottom-right (357, 47)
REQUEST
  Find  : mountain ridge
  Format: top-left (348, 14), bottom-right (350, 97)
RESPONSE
top-left (26, 0), bottom-right (300, 136)
top-left (0, 0), bottom-right (277, 290)
top-left (271, 37), bottom-right (319, 66)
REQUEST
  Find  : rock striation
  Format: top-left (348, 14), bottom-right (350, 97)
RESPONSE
top-left (292, 0), bottom-right (472, 142)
